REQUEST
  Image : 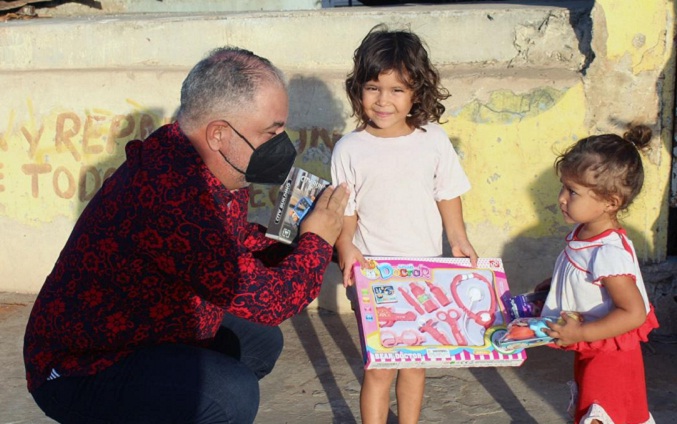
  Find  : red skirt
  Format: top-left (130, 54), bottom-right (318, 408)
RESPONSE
top-left (565, 307), bottom-right (659, 424)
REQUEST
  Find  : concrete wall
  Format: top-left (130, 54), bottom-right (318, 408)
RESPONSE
top-left (1, 0), bottom-right (674, 313)
top-left (8, 0), bottom-right (322, 15)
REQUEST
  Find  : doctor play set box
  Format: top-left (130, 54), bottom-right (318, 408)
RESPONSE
top-left (353, 257), bottom-right (526, 369)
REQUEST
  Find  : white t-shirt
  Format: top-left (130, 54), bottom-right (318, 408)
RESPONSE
top-left (542, 225), bottom-right (651, 322)
top-left (330, 123), bottom-right (470, 257)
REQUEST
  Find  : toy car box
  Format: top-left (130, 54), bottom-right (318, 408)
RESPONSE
top-left (353, 257), bottom-right (526, 369)
top-left (498, 311), bottom-right (582, 351)
top-left (265, 167), bottom-right (329, 244)
top-left (505, 291), bottom-right (548, 320)
top-left (496, 316), bottom-right (557, 351)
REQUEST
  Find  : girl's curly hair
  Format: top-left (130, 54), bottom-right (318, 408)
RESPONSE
top-left (346, 24), bottom-right (450, 130)
top-left (555, 124), bottom-right (652, 212)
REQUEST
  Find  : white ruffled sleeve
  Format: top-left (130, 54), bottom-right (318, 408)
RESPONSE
top-left (589, 244), bottom-right (637, 285)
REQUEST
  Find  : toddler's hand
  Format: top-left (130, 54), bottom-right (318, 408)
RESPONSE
top-left (545, 311), bottom-right (584, 346)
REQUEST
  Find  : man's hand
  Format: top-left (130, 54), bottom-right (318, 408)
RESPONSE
top-left (300, 184), bottom-right (349, 245)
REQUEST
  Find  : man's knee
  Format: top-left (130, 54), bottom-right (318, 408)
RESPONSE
top-left (200, 361), bottom-right (261, 423)
top-left (267, 325), bottom-right (284, 359)
top-left (250, 325), bottom-right (283, 379)
top-left (213, 378), bottom-right (260, 423)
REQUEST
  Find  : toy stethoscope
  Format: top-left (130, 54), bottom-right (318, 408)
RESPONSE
top-left (450, 272), bottom-right (496, 328)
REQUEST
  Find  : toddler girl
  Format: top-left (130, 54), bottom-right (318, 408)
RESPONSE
top-left (542, 125), bottom-right (659, 424)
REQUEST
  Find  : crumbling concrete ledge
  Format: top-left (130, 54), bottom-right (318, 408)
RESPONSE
top-left (642, 257), bottom-right (677, 337)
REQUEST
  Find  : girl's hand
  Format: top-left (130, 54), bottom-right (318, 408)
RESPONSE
top-left (450, 239), bottom-right (478, 268)
top-left (546, 312), bottom-right (584, 347)
top-left (438, 198), bottom-right (477, 267)
top-left (336, 243), bottom-right (366, 287)
top-left (548, 275), bottom-right (647, 346)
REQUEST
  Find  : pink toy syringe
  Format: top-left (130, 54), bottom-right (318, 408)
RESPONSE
top-left (419, 319), bottom-right (451, 345)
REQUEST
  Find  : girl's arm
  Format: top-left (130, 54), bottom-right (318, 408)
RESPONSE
top-left (534, 277), bottom-right (552, 292)
top-left (334, 214), bottom-right (367, 287)
top-left (437, 197), bottom-right (478, 267)
top-left (547, 275), bottom-right (647, 345)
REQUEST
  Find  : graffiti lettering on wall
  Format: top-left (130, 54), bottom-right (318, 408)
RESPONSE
top-left (2, 111), bottom-right (161, 203)
top-left (21, 163), bottom-right (118, 202)
top-left (1, 108), bottom-right (341, 224)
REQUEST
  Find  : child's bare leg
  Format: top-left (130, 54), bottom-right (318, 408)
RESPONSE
top-left (395, 368), bottom-right (426, 424)
top-left (361, 368), bottom-right (397, 424)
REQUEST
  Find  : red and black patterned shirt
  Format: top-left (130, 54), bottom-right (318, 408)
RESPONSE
top-left (23, 122), bottom-right (332, 392)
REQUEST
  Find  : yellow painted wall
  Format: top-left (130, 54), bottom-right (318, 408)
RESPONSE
top-left (449, 85), bottom-right (586, 239)
top-left (444, 0), bottom-right (675, 270)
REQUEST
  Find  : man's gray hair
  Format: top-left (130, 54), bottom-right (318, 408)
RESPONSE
top-left (177, 47), bottom-right (286, 132)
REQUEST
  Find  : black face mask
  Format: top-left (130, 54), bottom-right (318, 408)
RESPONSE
top-left (220, 123), bottom-right (297, 185)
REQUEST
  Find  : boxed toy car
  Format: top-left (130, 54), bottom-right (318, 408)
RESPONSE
top-left (353, 257), bottom-right (526, 369)
top-left (497, 312), bottom-right (582, 351)
top-left (496, 316), bottom-right (557, 351)
top-left (265, 167), bottom-right (329, 244)
top-left (505, 291), bottom-right (548, 320)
